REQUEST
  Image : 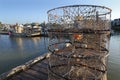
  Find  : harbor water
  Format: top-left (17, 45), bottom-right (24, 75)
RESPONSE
top-left (0, 34), bottom-right (120, 80)
top-left (108, 33), bottom-right (120, 80)
top-left (0, 35), bottom-right (49, 74)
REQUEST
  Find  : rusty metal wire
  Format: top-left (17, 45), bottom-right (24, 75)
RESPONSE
top-left (47, 5), bottom-right (111, 80)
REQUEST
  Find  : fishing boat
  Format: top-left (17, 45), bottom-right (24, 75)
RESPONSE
top-left (9, 24), bottom-right (42, 37)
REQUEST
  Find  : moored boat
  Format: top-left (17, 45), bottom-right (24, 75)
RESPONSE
top-left (9, 24), bottom-right (42, 37)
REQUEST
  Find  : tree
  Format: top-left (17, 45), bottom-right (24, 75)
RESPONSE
top-left (0, 21), bottom-right (3, 29)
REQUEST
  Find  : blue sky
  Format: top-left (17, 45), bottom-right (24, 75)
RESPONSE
top-left (0, 0), bottom-right (119, 24)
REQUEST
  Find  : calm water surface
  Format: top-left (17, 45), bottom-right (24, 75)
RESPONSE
top-left (0, 35), bottom-right (49, 74)
top-left (0, 34), bottom-right (120, 80)
top-left (108, 33), bottom-right (120, 80)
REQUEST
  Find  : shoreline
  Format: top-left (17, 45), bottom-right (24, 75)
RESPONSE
top-left (0, 31), bottom-right (9, 35)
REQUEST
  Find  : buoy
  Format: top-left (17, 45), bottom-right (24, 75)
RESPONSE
top-left (73, 34), bottom-right (83, 40)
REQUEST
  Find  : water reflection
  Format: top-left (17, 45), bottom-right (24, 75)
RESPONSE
top-left (10, 38), bottom-right (24, 50)
top-left (9, 37), bottom-right (43, 50)
top-left (0, 35), bottom-right (49, 74)
top-left (108, 32), bottom-right (120, 80)
top-left (111, 31), bottom-right (120, 36)
top-left (31, 37), bottom-right (41, 47)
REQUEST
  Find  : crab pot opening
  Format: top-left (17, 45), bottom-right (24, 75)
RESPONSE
top-left (47, 5), bottom-right (111, 80)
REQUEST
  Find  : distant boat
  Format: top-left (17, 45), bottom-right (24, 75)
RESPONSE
top-left (9, 25), bottom-right (42, 37)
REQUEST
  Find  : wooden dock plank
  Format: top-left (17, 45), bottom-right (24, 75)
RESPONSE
top-left (8, 75), bottom-right (20, 80)
top-left (36, 59), bottom-right (48, 66)
top-left (8, 58), bottom-right (49, 80)
top-left (15, 72), bottom-right (40, 80)
top-left (36, 62), bottom-right (48, 68)
top-left (0, 53), bottom-right (51, 80)
top-left (24, 70), bottom-right (44, 80)
top-left (31, 65), bottom-right (48, 76)
top-left (10, 75), bottom-right (25, 80)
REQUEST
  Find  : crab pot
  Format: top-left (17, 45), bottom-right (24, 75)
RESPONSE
top-left (47, 5), bottom-right (111, 80)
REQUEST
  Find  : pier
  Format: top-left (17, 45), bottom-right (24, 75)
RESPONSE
top-left (0, 51), bottom-right (108, 80)
top-left (0, 53), bottom-right (51, 80)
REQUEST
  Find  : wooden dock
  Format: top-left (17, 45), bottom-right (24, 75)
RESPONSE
top-left (0, 52), bottom-right (107, 80)
top-left (0, 53), bottom-right (51, 80)
top-left (9, 58), bottom-right (48, 80)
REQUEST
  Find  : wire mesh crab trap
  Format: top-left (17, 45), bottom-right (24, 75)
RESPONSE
top-left (47, 5), bottom-right (112, 80)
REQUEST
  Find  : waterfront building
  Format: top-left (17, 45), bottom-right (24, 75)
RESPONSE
top-left (111, 18), bottom-right (120, 26)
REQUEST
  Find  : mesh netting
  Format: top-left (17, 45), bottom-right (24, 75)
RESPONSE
top-left (47, 5), bottom-right (111, 80)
